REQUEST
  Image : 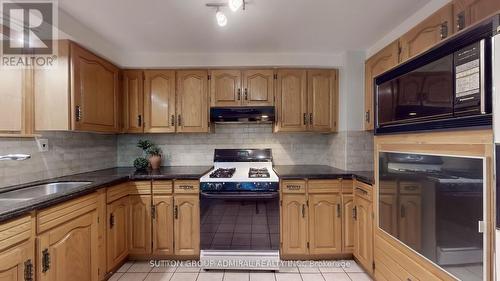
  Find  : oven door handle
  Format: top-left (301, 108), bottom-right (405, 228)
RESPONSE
top-left (200, 192), bottom-right (279, 200)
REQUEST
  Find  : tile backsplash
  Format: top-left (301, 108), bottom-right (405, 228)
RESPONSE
top-left (0, 132), bottom-right (117, 188)
top-left (0, 124), bottom-right (373, 188)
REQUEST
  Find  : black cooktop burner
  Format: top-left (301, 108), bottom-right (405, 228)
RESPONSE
top-left (209, 168), bottom-right (236, 178)
top-left (249, 167), bottom-right (270, 178)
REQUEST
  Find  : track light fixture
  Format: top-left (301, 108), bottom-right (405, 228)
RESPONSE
top-left (206, 0), bottom-right (246, 27)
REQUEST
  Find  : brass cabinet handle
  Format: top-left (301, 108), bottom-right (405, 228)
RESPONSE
top-left (365, 110), bottom-right (370, 122)
top-left (301, 204), bottom-right (306, 218)
top-left (337, 204), bottom-right (341, 218)
top-left (310, 113), bottom-right (313, 125)
top-left (440, 21), bottom-right (449, 39)
top-left (42, 249), bottom-right (50, 273)
top-left (24, 259), bottom-right (33, 281)
top-left (303, 113), bottom-right (307, 125)
top-left (137, 115), bottom-right (142, 127)
top-left (356, 187), bottom-right (368, 195)
top-left (174, 205), bottom-right (179, 219)
top-left (171, 115), bottom-right (175, 126)
top-left (75, 105), bottom-right (82, 122)
top-left (109, 213), bottom-right (115, 228)
top-left (177, 115), bottom-right (181, 126)
top-left (237, 88), bottom-right (241, 100)
top-left (456, 11), bottom-right (465, 31)
top-left (151, 205), bottom-right (156, 219)
top-left (352, 206), bottom-right (357, 220)
top-left (244, 88), bottom-right (248, 100)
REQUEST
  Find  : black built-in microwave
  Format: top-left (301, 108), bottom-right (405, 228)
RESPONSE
top-left (374, 14), bottom-right (499, 134)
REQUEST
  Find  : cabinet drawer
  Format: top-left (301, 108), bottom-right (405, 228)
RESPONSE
top-left (174, 180), bottom-right (199, 194)
top-left (106, 183), bottom-right (130, 203)
top-left (341, 179), bottom-right (353, 194)
top-left (399, 181), bottom-right (421, 194)
top-left (37, 193), bottom-right (97, 233)
top-left (379, 180), bottom-right (397, 195)
top-left (153, 180), bottom-right (173, 194)
top-left (281, 180), bottom-right (306, 194)
top-left (130, 181), bottom-right (151, 195)
top-left (308, 180), bottom-right (341, 193)
top-left (0, 215), bottom-right (33, 251)
top-left (354, 180), bottom-right (372, 202)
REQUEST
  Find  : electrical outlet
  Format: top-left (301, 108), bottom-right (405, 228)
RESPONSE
top-left (37, 139), bottom-right (49, 152)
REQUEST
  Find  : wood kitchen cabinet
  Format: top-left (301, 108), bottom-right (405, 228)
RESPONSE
top-left (34, 40), bottom-right (120, 133)
top-left (106, 196), bottom-right (129, 272)
top-left (342, 194), bottom-right (355, 253)
top-left (398, 182), bottom-right (422, 252)
top-left (210, 69), bottom-right (274, 107)
top-left (308, 193), bottom-right (342, 255)
top-left (353, 180), bottom-right (373, 274)
top-left (123, 70), bottom-right (144, 133)
top-left (174, 195), bottom-right (200, 256)
top-left (152, 195), bottom-right (174, 256)
top-left (364, 41), bottom-right (400, 130)
top-left (0, 68), bottom-right (33, 136)
top-left (143, 70), bottom-right (176, 133)
top-left (37, 194), bottom-right (100, 281)
top-left (399, 3), bottom-right (453, 63)
top-left (0, 215), bottom-right (34, 281)
top-left (176, 70), bottom-right (209, 133)
top-left (281, 194), bottom-right (309, 256)
top-left (275, 69), bottom-right (308, 132)
top-left (453, 0), bottom-right (500, 32)
top-left (128, 195), bottom-right (152, 256)
top-left (307, 70), bottom-right (338, 132)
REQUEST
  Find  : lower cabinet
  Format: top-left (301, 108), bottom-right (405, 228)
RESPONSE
top-left (308, 193), bottom-right (342, 255)
top-left (341, 194), bottom-right (355, 253)
top-left (0, 240), bottom-right (34, 281)
top-left (353, 180), bottom-right (374, 274)
top-left (174, 195), bottom-right (200, 256)
top-left (129, 195), bottom-right (152, 256)
top-left (281, 194), bottom-right (308, 256)
top-left (152, 195), bottom-right (174, 256)
top-left (106, 196), bottom-right (129, 272)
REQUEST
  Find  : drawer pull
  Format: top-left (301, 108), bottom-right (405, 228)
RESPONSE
top-left (356, 187), bottom-right (368, 195)
top-left (286, 185), bottom-right (301, 190)
top-left (404, 185), bottom-right (418, 191)
top-left (178, 185), bottom-right (194, 190)
top-left (109, 213), bottom-right (115, 228)
top-left (301, 204), bottom-right (306, 218)
top-left (24, 259), bottom-right (33, 281)
top-left (42, 249), bottom-right (50, 273)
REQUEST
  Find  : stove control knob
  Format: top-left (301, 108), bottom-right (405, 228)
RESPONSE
top-left (214, 183), bottom-right (223, 191)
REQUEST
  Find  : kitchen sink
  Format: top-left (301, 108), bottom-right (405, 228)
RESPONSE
top-left (0, 181), bottom-right (93, 201)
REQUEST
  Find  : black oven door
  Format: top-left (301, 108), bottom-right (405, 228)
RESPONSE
top-left (200, 192), bottom-right (280, 251)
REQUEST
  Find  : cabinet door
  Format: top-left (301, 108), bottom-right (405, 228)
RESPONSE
top-left (106, 197), bottom-right (129, 272)
top-left (399, 194), bottom-right (422, 251)
top-left (281, 194), bottom-right (308, 256)
top-left (123, 70), bottom-right (144, 133)
top-left (364, 41), bottom-right (400, 130)
top-left (71, 43), bottom-right (119, 133)
top-left (307, 70), bottom-right (338, 132)
top-left (152, 195), bottom-right (174, 256)
top-left (342, 194), bottom-right (355, 253)
top-left (129, 195), bottom-right (152, 255)
top-left (275, 70), bottom-right (307, 132)
top-left (242, 69), bottom-right (274, 106)
top-left (210, 70), bottom-right (241, 107)
top-left (308, 193), bottom-right (342, 255)
top-left (379, 194), bottom-right (398, 237)
top-left (399, 3), bottom-right (453, 63)
top-left (354, 196), bottom-right (373, 274)
top-left (177, 70), bottom-right (209, 133)
top-left (0, 68), bottom-right (26, 134)
top-left (0, 240), bottom-right (34, 281)
top-left (453, 0), bottom-right (500, 32)
top-left (143, 70), bottom-right (176, 133)
top-left (38, 211), bottom-right (99, 281)
top-left (174, 195), bottom-right (200, 256)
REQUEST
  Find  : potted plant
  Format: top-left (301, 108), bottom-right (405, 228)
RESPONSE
top-left (146, 145), bottom-right (163, 170)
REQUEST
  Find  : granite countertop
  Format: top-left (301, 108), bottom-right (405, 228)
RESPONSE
top-left (0, 166), bottom-right (212, 223)
top-left (273, 165), bottom-right (374, 185)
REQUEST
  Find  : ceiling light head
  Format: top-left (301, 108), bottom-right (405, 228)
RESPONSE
top-left (216, 10), bottom-right (227, 27)
top-left (228, 0), bottom-right (243, 12)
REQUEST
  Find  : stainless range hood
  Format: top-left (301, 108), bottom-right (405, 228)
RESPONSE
top-left (210, 106), bottom-right (275, 124)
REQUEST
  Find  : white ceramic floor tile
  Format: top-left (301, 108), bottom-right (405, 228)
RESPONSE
top-left (170, 273), bottom-right (199, 281)
top-left (342, 261), bottom-right (364, 273)
top-left (277, 266), bottom-right (299, 273)
top-left (347, 273), bottom-right (373, 281)
top-left (223, 272), bottom-right (250, 281)
top-left (318, 267), bottom-right (344, 273)
top-left (249, 272), bottom-right (275, 281)
top-left (117, 262), bottom-right (135, 273)
top-left (197, 272), bottom-right (224, 281)
top-left (176, 266), bottom-right (201, 273)
top-left (298, 267), bottom-right (320, 274)
top-left (145, 272), bottom-right (175, 281)
top-left (119, 272), bottom-right (149, 281)
top-left (300, 273), bottom-right (324, 281)
top-left (322, 273), bottom-right (351, 281)
top-left (109, 273), bottom-right (124, 281)
top-left (151, 264), bottom-right (178, 273)
top-left (129, 261), bottom-right (154, 273)
top-left (275, 273), bottom-right (302, 281)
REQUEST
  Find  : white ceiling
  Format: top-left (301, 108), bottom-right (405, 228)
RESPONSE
top-left (58, 0), bottom-right (431, 55)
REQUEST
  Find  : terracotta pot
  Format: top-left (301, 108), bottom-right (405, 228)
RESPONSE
top-left (149, 155), bottom-right (162, 170)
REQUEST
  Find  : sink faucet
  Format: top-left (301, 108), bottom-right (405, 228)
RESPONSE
top-left (0, 154), bottom-right (31, 161)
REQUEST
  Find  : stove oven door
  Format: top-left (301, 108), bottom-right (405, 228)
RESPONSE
top-left (200, 192), bottom-right (280, 251)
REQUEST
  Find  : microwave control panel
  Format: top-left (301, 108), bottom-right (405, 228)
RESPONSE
top-left (454, 41), bottom-right (482, 111)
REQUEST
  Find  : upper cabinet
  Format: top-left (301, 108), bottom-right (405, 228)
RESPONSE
top-left (399, 3), bottom-right (453, 63)
top-left (177, 70), bottom-right (209, 133)
top-left (143, 70), bottom-right (176, 133)
top-left (0, 68), bottom-right (32, 136)
top-left (34, 40), bottom-right (121, 133)
top-left (453, 0), bottom-right (500, 32)
top-left (210, 69), bottom-right (274, 107)
top-left (123, 70), bottom-right (144, 133)
top-left (276, 69), bottom-right (338, 133)
top-left (364, 41), bottom-right (400, 131)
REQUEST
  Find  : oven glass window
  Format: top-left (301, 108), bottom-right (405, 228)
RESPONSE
top-left (379, 152), bottom-right (484, 281)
